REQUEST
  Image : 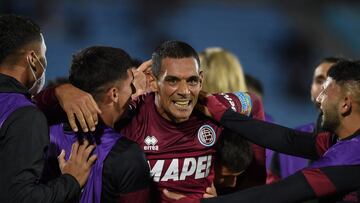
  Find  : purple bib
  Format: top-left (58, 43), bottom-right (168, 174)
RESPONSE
top-left (310, 133), bottom-right (360, 168)
top-left (49, 124), bottom-right (121, 203)
top-left (0, 93), bottom-right (33, 128)
top-left (278, 123), bottom-right (315, 178)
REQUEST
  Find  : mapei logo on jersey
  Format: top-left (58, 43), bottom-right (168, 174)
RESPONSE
top-left (197, 125), bottom-right (216, 147)
top-left (149, 155), bottom-right (212, 182)
top-left (144, 135), bottom-right (159, 151)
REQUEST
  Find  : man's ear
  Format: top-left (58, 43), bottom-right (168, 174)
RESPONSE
top-left (340, 95), bottom-right (352, 116)
top-left (105, 86), bottom-right (119, 103)
top-left (27, 51), bottom-right (37, 70)
top-left (199, 70), bottom-right (204, 88)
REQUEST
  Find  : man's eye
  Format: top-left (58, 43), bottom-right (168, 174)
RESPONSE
top-left (166, 79), bottom-right (177, 85)
top-left (315, 78), bottom-right (325, 84)
top-left (188, 79), bottom-right (199, 86)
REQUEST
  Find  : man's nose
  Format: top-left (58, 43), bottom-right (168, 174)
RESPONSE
top-left (177, 80), bottom-right (190, 95)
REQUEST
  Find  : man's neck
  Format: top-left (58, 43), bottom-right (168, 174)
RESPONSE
top-left (98, 106), bottom-right (115, 128)
top-left (336, 114), bottom-right (360, 139)
top-left (0, 65), bottom-right (27, 87)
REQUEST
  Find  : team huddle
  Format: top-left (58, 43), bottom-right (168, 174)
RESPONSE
top-left (1, 14), bottom-right (360, 203)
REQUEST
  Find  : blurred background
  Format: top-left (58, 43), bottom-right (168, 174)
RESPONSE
top-left (2, 0), bottom-right (360, 127)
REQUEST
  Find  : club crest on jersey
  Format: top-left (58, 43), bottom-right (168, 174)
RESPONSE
top-left (197, 125), bottom-right (216, 147)
top-left (144, 135), bottom-right (159, 151)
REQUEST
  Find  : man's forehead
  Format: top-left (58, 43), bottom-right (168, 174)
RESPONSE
top-left (159, 57), bottom-right (200, 78)
top-left (314, 62), bottom-right (333, 77)
top-left (161, 57), bottom-right (199, 71)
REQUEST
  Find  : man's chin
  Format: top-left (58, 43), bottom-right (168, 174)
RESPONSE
top-left (171, 112), bottom-right (192, 123)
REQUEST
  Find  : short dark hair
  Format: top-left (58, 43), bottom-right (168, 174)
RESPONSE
top-left (69, 46), bottom-right (132, 100)
top-left (315, 56), bottom-right (345, 68)
top-left (328, 60), bottom-right (360, 82)
top-left (328, 59), bottom-right (360, 109)
top-left (216, 129), bottom-right (253, 173)
top-left (0, 14), bottom-right (41, 64)
top-left (151, 40), bottom-right (200, 77)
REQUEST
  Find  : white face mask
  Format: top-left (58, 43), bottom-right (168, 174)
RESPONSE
top-left (28, 54), bottom-right (46, 95)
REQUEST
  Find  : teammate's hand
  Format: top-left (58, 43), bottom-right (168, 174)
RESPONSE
top-left (131, 59), bottom-right (153, 99)
top-left (195, 90), bottom-right (212, 117)
top-left (203, 183), bottom-right (217, 198)
top-left (162, 189), bottom-right (186, 200)
top-left (55, 83), bottom-right (101, 132)
top-left (196, 92), bottom-right (229, 121)
top-left (58, 140), bottom-right (97, 187)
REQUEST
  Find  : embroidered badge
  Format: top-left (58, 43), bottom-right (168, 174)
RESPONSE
top-left (197, 125), bottom-right (216, 147)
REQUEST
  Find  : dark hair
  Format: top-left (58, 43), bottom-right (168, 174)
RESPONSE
top-left (216, 129), bottom-right (253, 173)
top-left (0, 14), bottom-right (41, 64)
top-left (328, 59), bottom-right (360, 83)
top-left (69, 46), bottom-right (132, 100)
top-left (151, 40), bottom-right (200, 77)
top-left (245, 74), bottom-right (264, 96)
top-left (315, 56), bottom-right (345, 68)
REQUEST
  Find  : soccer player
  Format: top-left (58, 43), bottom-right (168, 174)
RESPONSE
top-left (266, 57), bottom-right (343, 182)
top-left (200, 59), bottom-right (360, 202)
top-left (36, 41), bottom-right (266, 202)
top-left (43, 46), bottom-right (150, 203)
top-left (0, 14), bottom-right (96, 202)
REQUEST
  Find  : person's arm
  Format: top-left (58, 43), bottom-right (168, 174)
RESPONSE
top-left (34, 84), bottom-right (101, 132)
top-left (201, 165), bottom-right (360, 203)
top-left (1, 107), bottom-right (95, 202)
top-left (203, 94), bottom-right (320, 159)
top-left (102, 138), bottom-right (150, 203)
top-left (218, 109), bottom-right (320, 159)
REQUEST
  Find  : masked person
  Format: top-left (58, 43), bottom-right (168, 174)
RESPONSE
top-left (0, 14), bottom-right (96, 202)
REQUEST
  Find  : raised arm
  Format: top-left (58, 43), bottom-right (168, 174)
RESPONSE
top-left (204, 95), bottom-right (320, 159)
top-left (34, 84), bottom-right (101, 132)
top-left (201, 165), bottom-right (360, 202)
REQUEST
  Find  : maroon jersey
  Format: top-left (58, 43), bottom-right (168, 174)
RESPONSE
top-left (121, 92), bottom-right (265, 202)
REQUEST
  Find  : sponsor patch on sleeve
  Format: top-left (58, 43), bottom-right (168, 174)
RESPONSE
top-left (234, 92), bottom-right (252, 116)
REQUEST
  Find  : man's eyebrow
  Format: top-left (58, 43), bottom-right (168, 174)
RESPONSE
top-left (187, 76), bottom-right (200, 81)
top-left (164, 75), bottom-right (180, 80)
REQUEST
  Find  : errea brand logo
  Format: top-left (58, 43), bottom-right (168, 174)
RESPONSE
top-left (144, 135), bottom-right (159, 151)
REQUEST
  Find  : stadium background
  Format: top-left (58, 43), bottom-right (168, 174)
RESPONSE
top-left (2, 0), bottom-right (359, 127)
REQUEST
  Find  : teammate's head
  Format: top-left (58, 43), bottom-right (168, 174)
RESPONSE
top-left (0, 14), bottom-right (47, 94)
top-left (311, 57), bottom-right (343, 107)
top-left (316, 59), bottom-right (360, 133)
top-left (69, 46), bottom-right (135, 123)
top-left (199, 47), bottom-right (247, 93)
top-left (214, 129), bottom-right (253, 188)
top-left (150, 41), bottom-right (203, 123)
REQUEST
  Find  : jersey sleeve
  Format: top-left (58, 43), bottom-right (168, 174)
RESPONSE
top-left (219, 109), bottom-right (320, 160)
top-left (201, 165), bottom-right (360, 202)
top-left (33, 86), bottom-right (68, 125)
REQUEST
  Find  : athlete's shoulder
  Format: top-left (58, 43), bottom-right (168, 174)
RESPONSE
top-left (212, 91), bottom-right (254, 116)
top-left (129, 92), bottom-right (155, 110)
